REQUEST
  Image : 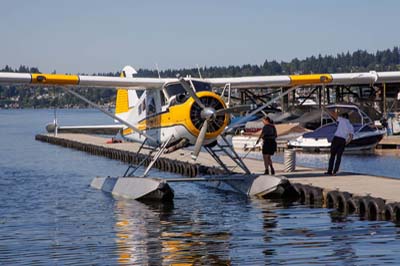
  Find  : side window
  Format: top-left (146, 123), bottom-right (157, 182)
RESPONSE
top-left (139, 99), bottom-right (146, 115)
top-left (160, 90), bottom-right (167, 105)
top-left (147, 97), bottom-right (156, 115)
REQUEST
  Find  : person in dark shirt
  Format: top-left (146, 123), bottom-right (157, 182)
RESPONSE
top-left (257, 116), bottom-right (277, 175)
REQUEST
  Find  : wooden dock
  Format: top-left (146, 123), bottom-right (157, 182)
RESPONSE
top-left (35, 133), bottom-right (400, 222)
top-left (377, 135), bottom-right (400, 149)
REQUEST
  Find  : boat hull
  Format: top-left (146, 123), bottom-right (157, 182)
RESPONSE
top-left (288, 104), bottom-right (386, 154)
top-left (289, 132), bottom-right (385, 153)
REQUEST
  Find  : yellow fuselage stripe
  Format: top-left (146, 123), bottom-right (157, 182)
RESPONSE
top-left (123, 91), bottom-right (228, 139)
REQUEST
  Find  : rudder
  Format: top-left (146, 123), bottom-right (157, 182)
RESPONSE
top-left (115, 65), bottom-right (140, 117)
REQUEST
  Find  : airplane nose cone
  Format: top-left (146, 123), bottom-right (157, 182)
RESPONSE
top-left (201, 107), bottom-right (216, 120)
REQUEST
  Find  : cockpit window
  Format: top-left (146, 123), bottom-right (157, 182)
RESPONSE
top-left (192, 81), bottom-right (212, 92)
top-left (165, 83), bottom-right (185, 97)
top-left (165, 80), bottom-right (212, 98)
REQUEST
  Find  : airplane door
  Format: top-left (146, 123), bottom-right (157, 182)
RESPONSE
top-left (146, 91), bottom-right (161, 143)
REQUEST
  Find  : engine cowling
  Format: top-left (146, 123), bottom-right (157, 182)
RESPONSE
top-left (188, 91), bottom-right (229, 139)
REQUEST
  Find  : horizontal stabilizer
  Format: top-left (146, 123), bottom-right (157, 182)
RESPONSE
top-left (46, 124), bottom-right (124, 135)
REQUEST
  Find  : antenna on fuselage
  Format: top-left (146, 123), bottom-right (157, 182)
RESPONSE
top-left (155, 63), bottom-right (161, 79)
top-left (196, 64), bottom-right (203, 79)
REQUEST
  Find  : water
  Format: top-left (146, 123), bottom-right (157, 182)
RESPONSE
top-left (1, 109), bottom-right (400, 265)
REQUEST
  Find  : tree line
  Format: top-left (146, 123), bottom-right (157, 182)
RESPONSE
top-left (1, 46), bottom-right (399, 108)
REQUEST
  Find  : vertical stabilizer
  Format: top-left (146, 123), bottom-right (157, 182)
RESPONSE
top-left (115, 65), bottom-right (141, 120)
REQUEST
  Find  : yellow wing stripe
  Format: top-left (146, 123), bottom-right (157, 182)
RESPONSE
top-left (24, 73), bottom-right (332, 87)
top-left (289, 74), bottom-right (333, 86)
top-left (31, 74), bottom-right (79, 85)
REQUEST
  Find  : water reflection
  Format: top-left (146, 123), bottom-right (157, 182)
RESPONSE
top-left (114, 200), bottom-right (166, 265)
top-left (257, 199), bottom-right (279, 262)
top-left (4, 110), bottom-right (400, 265)
top-left (113, 199), bottom-right (231, 265)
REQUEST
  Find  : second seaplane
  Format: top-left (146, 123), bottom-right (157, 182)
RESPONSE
top-left (1, 67), bottom-right (400, 201)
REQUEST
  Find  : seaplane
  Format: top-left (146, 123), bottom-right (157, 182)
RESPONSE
top-left (1, 67), bottom-right (400, 201)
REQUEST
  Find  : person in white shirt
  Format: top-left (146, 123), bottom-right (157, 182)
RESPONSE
top-left (325, 112), bottom-right (354, 175)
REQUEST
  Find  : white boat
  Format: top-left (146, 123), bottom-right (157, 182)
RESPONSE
top-left (232, 122), bottom-right (309, 151)
top-left (388, 112), bottom-right (400, 135)
top-left (288, 104), bottom-right (386, 152)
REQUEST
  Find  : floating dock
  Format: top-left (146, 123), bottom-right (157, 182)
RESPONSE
top-left (35, 133), bottom-right (400, 223)
top-left (377, 135), bottom-right (400, 149)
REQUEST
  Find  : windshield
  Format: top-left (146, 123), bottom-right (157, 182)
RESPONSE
top-left (165, 80), bottom-right (212, 98)
top-left (326, 106), bottom-right (368, 124)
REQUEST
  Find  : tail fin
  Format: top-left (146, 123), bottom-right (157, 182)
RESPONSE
top-left (115, 66), bottom-right (140, 118)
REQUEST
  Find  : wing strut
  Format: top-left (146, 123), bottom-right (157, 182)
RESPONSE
top-left (205, 135), bottom-right (251, 174)
top-left (225, 86), bottom-right (299, 133)
top-left (62, 87), bottom-right (157, 143)
top-left (141, 135), bottom-right (174, 177)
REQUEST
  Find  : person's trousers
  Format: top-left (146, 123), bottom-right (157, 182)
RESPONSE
top-left (328, 136), bottom-right (346, 174)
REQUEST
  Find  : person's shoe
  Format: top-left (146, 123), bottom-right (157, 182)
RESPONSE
top-left (324, 171), bottom-right (332, 175)
top-left (270, 167), bottom-right (275, 175)
top-left (332, 172), bottom-right (337, 176)
top-left (264, 169), bottom-right (269, 175)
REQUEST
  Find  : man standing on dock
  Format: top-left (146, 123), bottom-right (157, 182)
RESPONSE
top-left (325, 111), bottom-right (354, 176)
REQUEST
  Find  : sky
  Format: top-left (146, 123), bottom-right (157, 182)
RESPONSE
top-left (0, 0), bottom-right (399, 74)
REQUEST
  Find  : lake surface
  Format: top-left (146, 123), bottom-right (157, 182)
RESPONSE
top-left (1, 109), bottom-right (400, 265)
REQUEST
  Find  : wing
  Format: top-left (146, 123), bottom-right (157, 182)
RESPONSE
top-left (1, 71), bottom-right (400, 89)
top-left (0, 72), bottom-right (173, 89)
top-left (205, 71), bottom-right (400, 88)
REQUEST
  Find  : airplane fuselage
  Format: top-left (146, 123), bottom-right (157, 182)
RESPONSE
top-left (117, 80), bottom-right (229, 149)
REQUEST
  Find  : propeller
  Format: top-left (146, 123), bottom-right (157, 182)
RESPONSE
top-left (192, 119), bottom-right (208, 160)
top-left (176, 74), bottom-right (205, 109)
top-left (191, 104), bottom-right (256, 160)
top-left (215, 104), bottom-right (257, 116)
top-left (176, 75), bottom-right (257, 160)
top-left (177, 74), bottom-right (216, 160)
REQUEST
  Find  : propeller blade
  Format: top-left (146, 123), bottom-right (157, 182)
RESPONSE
top-left (191, 119), bottom-right (208, 160)
top-left (176, 74), bottom-right (206, 109)
top-left (215, 104), bottom-right (257, 115)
